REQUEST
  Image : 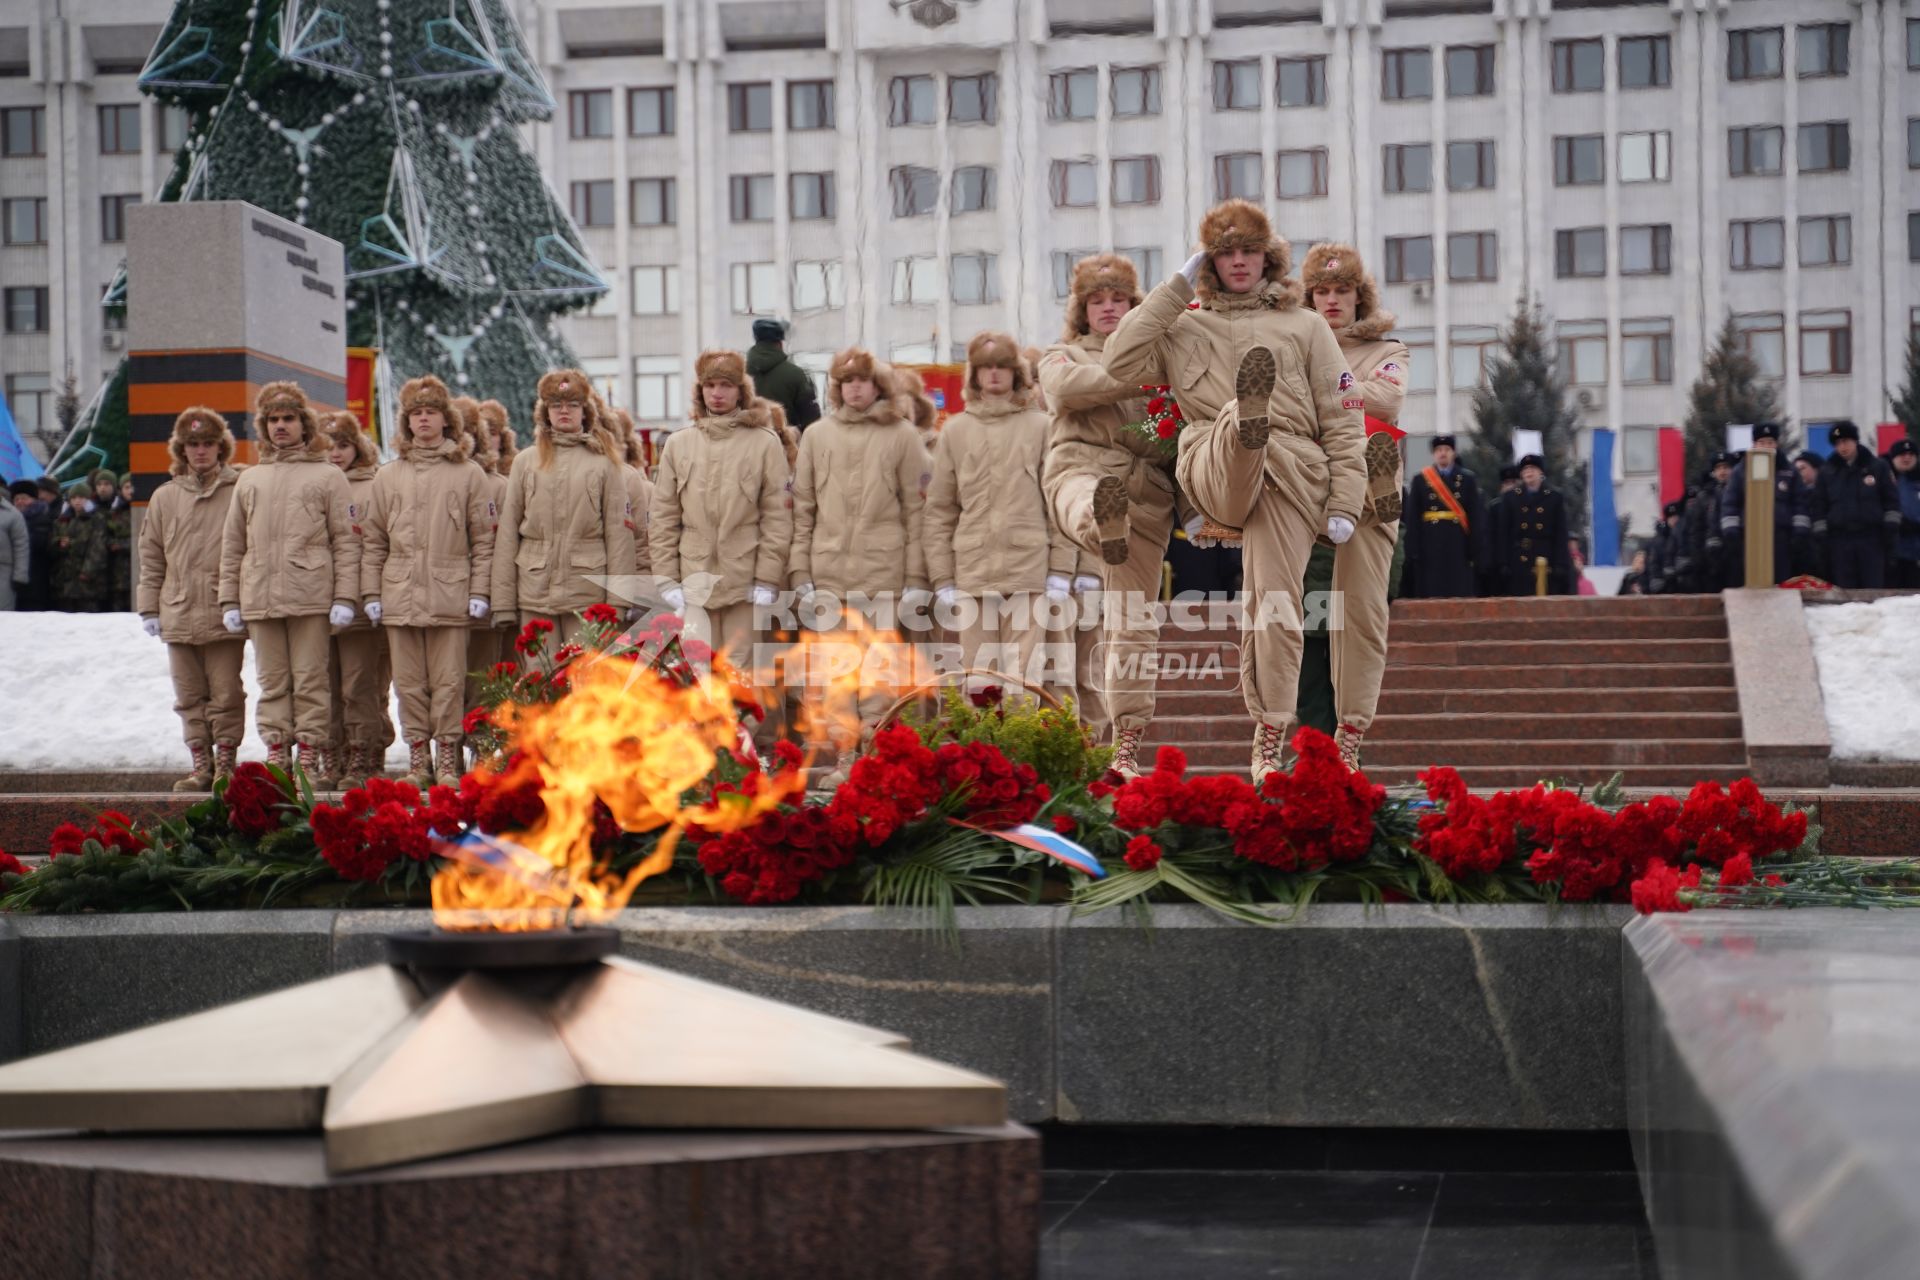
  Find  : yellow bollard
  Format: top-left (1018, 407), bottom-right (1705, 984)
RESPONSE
top-left (1534, 556), bottom-right (1549, 596)
top-left (1744, 448), bottom-right (1775, 588)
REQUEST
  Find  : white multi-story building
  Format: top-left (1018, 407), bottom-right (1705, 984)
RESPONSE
top-left (4, 0), bottom-right (1917, 541)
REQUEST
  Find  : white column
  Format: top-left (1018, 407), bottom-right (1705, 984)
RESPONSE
top-left (1781, 38), bottom-right (1800, 429)
top-left (1096, 62), bottom-right (1114, 251)
top-left (675, 50), bottom-right (700, 376)
top-left (1860, 0), bottom-right (1890, 425)
top-left (1344, 19), bottom-right (1371, 256)
top-left (1882, 0), bottom-right (1908, 415)
top-left (933, 71), bottom-right (952, 361)
top-left (831, 0), bottom-right (861, 349)
top-left (1430, 39), bottom-right (1451, 435)
top-left (1672, 5), bottom-right (1703, 401)
top-left (772, 76), bottom-right (792, 323)
top-left (1602, 32), bottom-right (1623, 437)
top-left (857, 52), bottom-right (883, 349)
top-left (1014, 28), bottom-right (1043, 340)
top-left (1258, 51), bottom-right (1278, 230)
top-left (694, 16), bottom-right (721, 349)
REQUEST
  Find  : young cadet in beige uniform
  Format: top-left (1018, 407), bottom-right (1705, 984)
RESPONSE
top-left (1300, 243), bottom-right (1411, 770)
top-left (219, 381), bottom-right (360, 780)
top-left (788, 348), bottom-right (933, 779)
top-left (361, 375), bottom-right (496, 788)
top-left (1103, 199), bottom-right (1366, 783)
top-left (322, 411), bottom-right (393, 788)
top-left (611, 405), bottom-right (655, 589)
top-left (491, 370), bottom-right (636, 646)
top-left (925, 332), bottom-right (1077, 699)
top-left (465, 400), bottom-right (515, 696)
top-left (138, 407), bottom-right (247, 791)
top-left (448, 396), bottom-right (498, 737)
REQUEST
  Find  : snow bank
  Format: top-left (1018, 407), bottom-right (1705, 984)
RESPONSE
top-left (1804, 594), bottom-right (1920, 761)
top-left (0, 613), bottom-right (409, 772)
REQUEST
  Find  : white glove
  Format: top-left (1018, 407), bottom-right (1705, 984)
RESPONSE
top-left (141, 616), bottom-right (161, 638)
top-left (1180, 251), bottom-right (1208, 285)
top-left (1072, 574), bottom-right (1102, 595)
top-left (1044, 574), bottom-right (1071, 602)
top-left (935, 585), bottom-right (957, 608)
top-left (1326, 516), bottom-right (1355, 545)
top-left (749, 583), bottom-right (776, 607)
top-left (364, 600), bottom-right (383, 625)
top-left (661, 585), bottom-right (686, 613)
top-left (329, 603), bottom-right (356, 628)
top-left (468, 597), bottom-right (490, 620)
top-left (793, 581), bottom-right (815, 601)
top-left (223, 609), bottom-right (245, 633)
top-left (1184, 514), bottom-right (1207, 539)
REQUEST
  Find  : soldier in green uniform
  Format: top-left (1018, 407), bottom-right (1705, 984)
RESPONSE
top-left (53, 482), bottom-right (111, 612)
top-left (93, 468), bottom-right (133, 611)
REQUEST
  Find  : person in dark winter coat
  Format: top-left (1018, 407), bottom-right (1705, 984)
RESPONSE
top-left (745, 319), bottom-right (822, 431)
top-left (0, 482), bottom-right (29, 610)
top-left (1890, 439), bottom-right (1920, 588)
top-left (52, 482), bottom-right (111, 611)
top-left (1811, 421), bottom-right (1901, 588)
top-left (1493, 455), bottom-right (1571, 595)
top-left (13, 479), bottom-right (56, 609)
top-left (1403, 434), bottom-right (1484, 597)
top-left (1682, 455), bottom-right (1735, 592)
top-left (1647, 500), bottom-right (1682, 593)
top-left (1719, 423), bottom-right (1809, 588)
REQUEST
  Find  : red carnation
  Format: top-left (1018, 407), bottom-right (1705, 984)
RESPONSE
top-left (1630, 859), bottom-right (1701, 914)
top-left (1147, 396), bottom-right (1167, 414)
top-left (581, 603), bottom-right (620, 626)
top-left (1123, 834), bottom-right (1163, 872)
top-left (1155, 419), bottom-right (1178, 439)
top-left (490, 660), bottom-right (519, 678)
top-left (1052, 814), bottom-right (1078, 835)
top-left (1718, 852), bottom-right (1754, 887)
top-left (462, 706), bottom-right (491, 736)
top-left (0, 850), bottom-right (24, 877)
top-left (47, 823), bottom-right (88, 858)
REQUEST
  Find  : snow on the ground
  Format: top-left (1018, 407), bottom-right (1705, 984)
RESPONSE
top-left (1, 613), bottom-right (410, 772)
top-left (1804, 594), bottom-right (1920, 761)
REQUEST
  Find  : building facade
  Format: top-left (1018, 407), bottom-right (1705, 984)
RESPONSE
top-left (3, 0), bottom-right (1916, 542)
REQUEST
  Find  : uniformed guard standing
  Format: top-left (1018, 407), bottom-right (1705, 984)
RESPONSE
top-left (1810, 421), bottom-right (1900, 588)
top-left (1890, 438), bottom-right (1920, 588)
top-left (1494, 454), bottom-right (1571, 595)
top-left (1718, 423), bottom-right (1808, 588)
top-left (1647, 500), bottom-right (1682, 593)
top-left (1402, 434), bottom-right (1484, 598)
top-left (1683, 456), bottom-right (1734, 592)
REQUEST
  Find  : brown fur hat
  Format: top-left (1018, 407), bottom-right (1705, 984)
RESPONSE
top-left (322, 410), bottom-right (379, 471)
top-left (963, 331), bottom-right (1034, 401)
top-left (754, 397), bottom-right (799, 468)
top-left (451, 396), bottom-right (493, 468)
top-left (395, 375), bottom-right (467, 458)
top-left (534, 367), bottom-right (605, 434)
top-left (477, 399), bottom-right (516, 472)
top-left (690, 349), bottom-right (755, 418)
top-left (253, 380), bottom-right (321, 448)
top-left (1299, 241), bottom-right (1393, 337)
top-left (168, 406), bottom-right (235, 475)
top-left (904, 377), bottom-right (939, 434)
top-left (827, 348), bottom-right (908, 418)
top-left (1194, 199), bottom-right (1296, 306)
top-left (1062, 253), bottom-right (1143, 341)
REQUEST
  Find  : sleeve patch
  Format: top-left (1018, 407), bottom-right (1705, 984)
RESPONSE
top-left (1341, 397), bottom-right (1365, 411)
top-left (1337, 371), bottom-right (1355, 392)
top-left (1379, 362), bottom-right (1402, 375)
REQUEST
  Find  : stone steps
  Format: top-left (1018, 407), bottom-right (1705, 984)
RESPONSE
top-left (1389, 638), bottom-right (1732, 668)
top-left (1387, 616), bottom-right (1727, 643)
top-left (1380, 662), bottom-right (1734, 691)
top-left (1390, 595), bottom-right (1728, 620)
top-left (1142, 737), bottom-right (1749, 770)
top-left (1140, 710), bottom-right (1747, 746)
top-left (1373, 687), bottom-right (1742, 716)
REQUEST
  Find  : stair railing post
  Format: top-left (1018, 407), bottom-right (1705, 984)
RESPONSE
top-left (1745, 449), bottom-right (1774, 588)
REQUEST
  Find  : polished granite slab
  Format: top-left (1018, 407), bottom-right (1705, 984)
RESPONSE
top-left (1625, 911), bottom-right (1920, 1280)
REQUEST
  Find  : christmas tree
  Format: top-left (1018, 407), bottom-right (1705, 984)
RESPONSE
top-left (1889, 329), bottom-right (1920, 438)
top-left (92, 0), bottom-right (605, 462)
top-left (1681, 315), bottom-right (1782, 481)
top-left (1463, 297), bottom-right (1588, 538)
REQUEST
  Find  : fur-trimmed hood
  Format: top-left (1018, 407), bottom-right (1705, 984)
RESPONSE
top-left (1299, 241), bottom-right (1396, 341)
top-left (691, 349), bottom-right (756, 420)
top-left (1193, 199), bottom-right (1300, 310)
top-left (963, 331), bottom-right (1035, 407)
top-left (692, 398), bottom-right (774, 442)
top-left (477, 399), bottom-right (515, 473)
top-left (167, 406), bottom-right (236, 476)
top-left (253, 380), bottom-right (323, 454)
top-left (1061, 252), bottom-right (1143, 342)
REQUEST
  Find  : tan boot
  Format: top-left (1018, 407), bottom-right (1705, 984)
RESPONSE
top-left (173, 744), bottom-right (214, 793)
top-left (401, 740), bottom-right (434, 789)
top-left (1250, 722), bottom-right (1288, 788)
top-left (1110, 725), bottom-right (1144, 781)
top-left (1234, 347), bottom-right (1276, 450)
top-left (1365, 432), bottom-right (1402, 525)
top-left (433, 739), bottom-right (464, 788)
top-left (337, 745), bottom-right (370, 791)
top-left (1335, 722), bottom-right (1365, 772)
top-left (303, 742), bottom-right (339, 791)
top-left (212, 742), bottom-right (238, 784)
top-left (1092, 474), bottom-right (1131, 566)
top-left (266, 740), bottom-right (292, 775)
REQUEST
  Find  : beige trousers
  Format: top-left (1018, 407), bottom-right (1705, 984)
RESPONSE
top-left (167, 640), bottom-right (247, 749)
top-left (328, 630), bottom-right (394, 756)
top-left (1330, 516), bottom-right (1398, 735)
top-left (251, 614), bottom-right (334, 746)
top-left (1052, 470), bottom-right (1177, 736)
top-left (956, 592), bottom-right (1065, 699)
top-left (388, 625), bottom-right (470, 745)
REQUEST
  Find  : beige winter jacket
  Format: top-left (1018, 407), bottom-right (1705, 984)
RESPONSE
top-left (219, 437), bottom-right (360, 619)
top-left (471, 467), bottom-right (508, 630)
top-left (360, 437), bottom-right (497, 628)
top-left (1104, 273), bottom-right (1368, 526)
top-left (924, 393), bottom-right (1077, 595)
top-left (337, 459), bottom-right (380, 633)
top-left (650, 405), bottom-right (793, 609)
top-left (1335, 312), bottom-right (1411, 427)
top-left (138, 465), bottom-right (241, 644)
top-left (1039, 331), bottom-right (1193, 533)
top-left (491, 431), bottom-right (637, 618)
top-left (623, 464), bottom-right (655, 577)
top-left (789, 396), bottom-right (932, 597)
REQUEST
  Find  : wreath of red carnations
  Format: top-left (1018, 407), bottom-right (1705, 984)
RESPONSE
top-left (1126, 385), bottom-right (1186, 458)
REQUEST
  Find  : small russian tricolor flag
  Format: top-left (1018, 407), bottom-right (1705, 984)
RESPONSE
top-left (954, 819), bottom-right (1106, 878)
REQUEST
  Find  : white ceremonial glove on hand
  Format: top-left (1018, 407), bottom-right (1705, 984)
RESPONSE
top-left (141, 617), bottom-right (161, 638)
top-left (364, 600), bottom-right (383, 625)
top-left (223, 609), bottom-right (245, 634)
top-left (329, 604), bottom-right (356, 628)
top-left (749, 583), bottom-right (776, 607)
top-left (468, 598), bottom-right (490, 621)
top-left (1326, 516), bottom-right (1356, 546)
top-left (1184, 513), bottom-right (1219, 549)
top-left (661, 585), bottom-right (686, 613)
top-left (1072, 575), bottom-right (1102, 595)
top-left (936, 585), bottom-right (958, 608)
top-left (793, 581), bottom-right (815, 601)
top-left (1180, 251), bottom-right (1209, 286)
top-left (1044, 575), bottom-right (1072, 602)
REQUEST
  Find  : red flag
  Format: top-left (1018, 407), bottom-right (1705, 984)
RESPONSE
top-left (1659, 426), bottom-right (1685, 508)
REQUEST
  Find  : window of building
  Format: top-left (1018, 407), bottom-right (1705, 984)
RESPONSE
top-left (1619, 35), bottom-right (1671, 88)
top-left (1728, 28), bottom-right (1783, 81)
top-left (1447, 140), bottom-right (1496, 191)
top-left (1121, 246), bottom-right (1164, 286)
top-left (1558, 320), bottom-right (1608, 386)
top-left (1052, 249), bottom-right (1096, 299)
top-left (157, 105), bottom-right (190, 152)
top-left (730, 261), bottom-right (777, 315)
top-left (1050, 159), bottom-right (1096, 208)
top-left (4, 286), bottom-right (48, 333)
top-left (570, 180), bottom-right (614, 228)
top-left (949, 73), bottom-right (997, 124)
top-left (1399, 329), bottom-right (1436, 392)
top-left (1277, 56), bottom-right (1326, 108)
top-left (790, 172), bottom-right (835, 221)
top-left (1213, 59), bottom-right (1259, 110)
top-left (1619, 224), bottom-right (1672, 275)
top-left (1215, 152), bottom-right (1261, 201)
top-left (1446, 45), bottom-right (1495, 96)
top-left (1622, 318), bottom-right (1674, 384)
top-left (950, 252), bottom-right (1000, 305)
top-left (891, 165), bottom-right (939, 217)
top-left (791, 260), bottom-right (844, 312)
top-left (1, 107), bottom-right (42, 157)
top-left (101, 193), bottom-right (137, 243)
top-left (889, 75), bottom-right (936, 126)
top-left (98, 103), bottom-right (140, 154)
top-left (2, 197), bottom-right (45, 245)
top-left (1796, 23), bottom-right (1848, 78)
top-left (952, 166), bottom-right (995, 213)
top-left (1618, 131), bottom-right (1670, 183)
top-left (1624, 426), bottom-right (1662, 471)
top-left (631, 177), bottom-right (675, 226)
top-left (787, 80), bottom-right (833, 130)
top-left (1450, 326), bottom-right (1501, 390)
top-left (728, 82), bottom-right (772, 132)
top-left (627, 86), bottom-right (674, 136)
top-left (1112, 156), bottom-right (1160, 205)
top-left (1735, 313), bottom-right (1786, 378)
top-left (1728, 125), bottom-right (1784, 176)
top-left (1448, 231), bottom-right (1497, 282)
top-left (1050, 68), bottom-right (1096, 120)
top-left (1800, 310), bottom-right (1850, 376)
top-left (631, 265), bottom-right (680, 316)
top-left (1277, 149), bottom-right (1328, 199)
top-left (1798, 215), bottom-right (1850, 267)
top-left (1552, 39), bottom-right (1604, 92)
top-left (633, 357), bottom-right (682, 423)
top-left (4, 374), bottom-right (49, 432)
top-left (568, 90), bottom-right (612, 139)
top-left (1554, 135), bottom-right (1604, 185)
top-left (1911, 212), bottom-right (1920, 262)
top-left (1910, 119), bottom-right (1920, 168)
top-left (1555, 227), bottom-right (1606, 277)
top-left (1385, 236), bottom-right (1434, 284)
top-left (1384, 143), bottom-right (1432, 194)
top-left (1730, 219), bottom-right (1785, 269)
top-left (729, 174), bottom-right (774, 222)
top-left (891, 255), bottom-right (940, 305)
top-left (1382, 48), bottom-right (1432, 100)
top-left (1912, 20), bottom-right (1920, 70)
top-left (1113, 66), bottom-right (1162, 117)
top-left (1799, 122), bottom-right (1849, 173)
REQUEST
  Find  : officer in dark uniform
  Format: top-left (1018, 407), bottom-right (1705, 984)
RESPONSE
top-left (1811, 420), bottom-right (1901, 587)
top-left (1647, 500), bottom-right (1682, 593)
top-left (1682, 455), bottom-right (1735, 592)
top-left (1718, 423), bottom-right (1809, 588)
top-left (1890, 438), bottom-right (1920, 588)
top-left (1403, 434), bottom-right (1485, 598)
top-left (1495, 454), bottom-right (1571, 595)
